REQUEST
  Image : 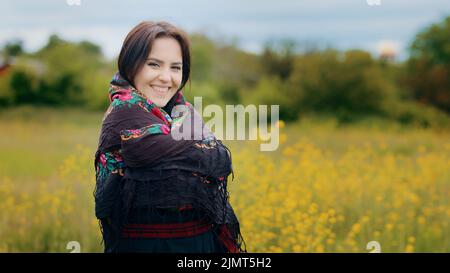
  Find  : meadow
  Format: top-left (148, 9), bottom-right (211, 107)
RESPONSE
top-left (0, 106), bottom-right (448, 252)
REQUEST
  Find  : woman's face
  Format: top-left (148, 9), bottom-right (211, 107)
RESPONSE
top-left (133, 37), bottom-right (183, 107)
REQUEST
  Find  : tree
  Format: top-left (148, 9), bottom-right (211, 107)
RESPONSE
top-left (3, 39), bottom-right (24, 58)
top-left (288, 49), bottom-right (396, 121)
top-left (405, 16), bottom-right (450, 112)
top-left (260, 39), bottom-right (296, 80)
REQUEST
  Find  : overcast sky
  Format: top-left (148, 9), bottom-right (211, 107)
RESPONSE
top-left (1, 0), bottom-right (449, 60)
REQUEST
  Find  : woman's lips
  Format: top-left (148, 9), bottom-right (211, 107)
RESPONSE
top-left (151, 85), bottom-right (170, 97)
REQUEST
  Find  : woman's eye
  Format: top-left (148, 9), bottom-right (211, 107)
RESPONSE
top-left (172, 67), bottom-right (181, 71)
top-left (148, 63), bottom-right (159, 67)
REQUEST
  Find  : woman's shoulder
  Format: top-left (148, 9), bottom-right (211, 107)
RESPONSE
top-left (102, 92), bottom-right (154, 123)
top-left (110, 90), bottom-right (149, 112)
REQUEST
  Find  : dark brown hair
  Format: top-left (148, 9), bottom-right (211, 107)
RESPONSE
top-left (118, 21), bottom-right (191, 91)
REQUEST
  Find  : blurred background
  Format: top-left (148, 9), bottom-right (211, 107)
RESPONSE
top-left (0, 0), bottom-right (449, 252)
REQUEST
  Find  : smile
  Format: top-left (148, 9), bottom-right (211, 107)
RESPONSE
top-left (151, 85), bottom-right (171, 97)
top-left (151, 85), bottom-right (170, 92)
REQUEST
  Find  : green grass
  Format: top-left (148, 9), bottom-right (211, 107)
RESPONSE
top-left (0, 106), bottom-right (103, 178)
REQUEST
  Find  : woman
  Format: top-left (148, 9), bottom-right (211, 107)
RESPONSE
top-left (93, 21), bottom-right (246, 253)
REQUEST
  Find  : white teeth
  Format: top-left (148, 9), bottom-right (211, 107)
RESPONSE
top-left (152, 86), bottom-right (169, 92)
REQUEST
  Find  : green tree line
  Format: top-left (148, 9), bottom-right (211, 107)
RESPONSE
top-left (1, 16), bottom-right (450, 127)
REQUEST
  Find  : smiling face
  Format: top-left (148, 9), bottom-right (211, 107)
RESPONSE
top-left (133, 37), bottom-right (183, 107)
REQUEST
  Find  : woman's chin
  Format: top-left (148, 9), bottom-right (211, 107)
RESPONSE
top-left (153, 99), bottom-right (168, 108)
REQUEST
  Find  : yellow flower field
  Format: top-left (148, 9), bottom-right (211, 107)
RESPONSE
top-left (231, 130), bottom-right (449, 252)
top-left (0, 108), bottom-right (448, 252)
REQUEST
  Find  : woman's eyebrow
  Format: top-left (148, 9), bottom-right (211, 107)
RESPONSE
top-left (146, 57), bottom-right (182, 65)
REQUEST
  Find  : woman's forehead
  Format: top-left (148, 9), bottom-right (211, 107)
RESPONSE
top-left (148, 37), bottom-right (182, 62)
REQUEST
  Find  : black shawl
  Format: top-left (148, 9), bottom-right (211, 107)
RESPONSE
top-left (94, 72), bottom-right (246, 252)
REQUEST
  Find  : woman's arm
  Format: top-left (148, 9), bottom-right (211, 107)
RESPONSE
top-left (106, 103), bottom-right (233, 179)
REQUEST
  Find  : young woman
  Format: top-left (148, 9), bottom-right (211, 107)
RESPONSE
top-left (93, 21), bottom-right (245, 253)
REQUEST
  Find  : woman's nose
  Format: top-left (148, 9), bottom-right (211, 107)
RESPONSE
top-left (158, 69), bottom-right (171, 82)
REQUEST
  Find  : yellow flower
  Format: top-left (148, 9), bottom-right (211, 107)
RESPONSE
top-left (407, 236), bottom-right (416, 244)
top-left (292, 245), bottom-right (302, 252)
top-left (405, 245), bottom-right (414, 253)
top-left (385, 223), bottom-right (394, 231)
top-left (276, 120), bottom-right (285, 129)
top-left (417, 217), bottom-right (426, 225)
